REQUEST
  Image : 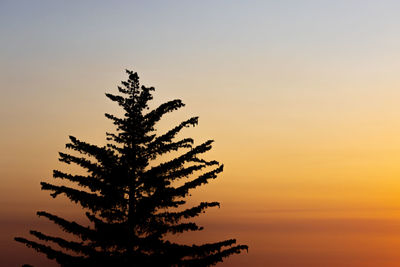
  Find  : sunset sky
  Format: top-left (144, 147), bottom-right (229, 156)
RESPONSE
top-left (3, 1), bottom-right (400, 266)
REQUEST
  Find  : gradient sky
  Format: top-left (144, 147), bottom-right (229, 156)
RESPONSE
top-left (3, 1), bottom-right (400, 266)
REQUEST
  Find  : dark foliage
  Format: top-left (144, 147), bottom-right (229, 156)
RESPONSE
top-left (15, 70), bottom-right (248, 266)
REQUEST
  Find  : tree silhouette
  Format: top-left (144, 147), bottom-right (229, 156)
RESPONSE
top-left (15, 70), bottom-right (248, 266)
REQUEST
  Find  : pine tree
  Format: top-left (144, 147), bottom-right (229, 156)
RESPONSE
top-left (15, 70), bottom-right (248, 266)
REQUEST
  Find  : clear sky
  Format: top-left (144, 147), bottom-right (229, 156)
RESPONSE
top-left (3, 1), bottom-right (400, 266)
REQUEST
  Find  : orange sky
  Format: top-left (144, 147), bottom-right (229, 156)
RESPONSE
top-left (3, 1), bottom-right (400, 266)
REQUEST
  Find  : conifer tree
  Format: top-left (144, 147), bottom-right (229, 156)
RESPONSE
top-left (15, 70), bottom-right (248, 266)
